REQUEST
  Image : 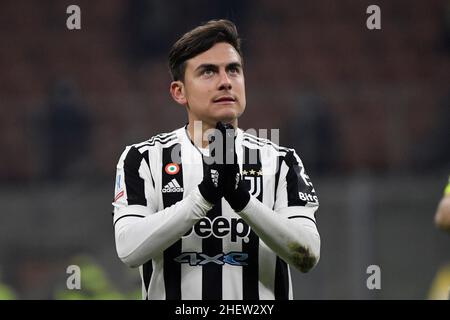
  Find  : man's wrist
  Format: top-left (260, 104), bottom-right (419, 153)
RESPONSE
top-left (193, 187), bottom-right (215, 211)
top-left (198, 181), bottom-right (220, 205)
top-left (226, 188), bottom-right (250, 212)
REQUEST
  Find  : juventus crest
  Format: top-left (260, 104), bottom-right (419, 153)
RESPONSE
top-left (242, 169), bottom-right (262, 198)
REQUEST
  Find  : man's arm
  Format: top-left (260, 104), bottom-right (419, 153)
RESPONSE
top-left (224, 138), bottom-right (320, 273)
top-left (114, 188), bottom-right (212, 268)
top-left (435, 178), bottom-right (450, 232)
top-left (112, 143), bottom-right (223, 268)
top-left (238, 198), bottom-right (320, 273)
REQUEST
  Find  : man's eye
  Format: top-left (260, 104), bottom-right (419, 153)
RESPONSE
top-left (202, 69), bottom-right (214, 77)
top-left (229, 67), bottom-right (240, 75)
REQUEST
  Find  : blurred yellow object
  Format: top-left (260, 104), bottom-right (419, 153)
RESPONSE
top-left (0, 283), bottom-right (16, 300)
top-left (444, 177), bottom-right (450, 196)
top-left (428, 263), bottom-right (450, 300)
top-left (54, 255), bottom-right (129, 300)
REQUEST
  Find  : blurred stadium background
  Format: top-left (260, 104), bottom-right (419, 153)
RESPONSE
top-left (0, 0), bottom-right (449, 299)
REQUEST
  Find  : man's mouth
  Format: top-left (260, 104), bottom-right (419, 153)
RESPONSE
top-left (213, 96), bottom-right (236, 103)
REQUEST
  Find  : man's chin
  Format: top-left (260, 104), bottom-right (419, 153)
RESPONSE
top-left (215, 115), bottom-right (238, 125)
top-left (214, 110), bottom-right (242, 123)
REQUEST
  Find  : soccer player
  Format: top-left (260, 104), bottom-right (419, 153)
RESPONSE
top-left (428, 177), bottom-right (450, 299)
top-left (112, 19), bottom-right (321, 300)
top-left (434, 176), bottom-right (450, 233)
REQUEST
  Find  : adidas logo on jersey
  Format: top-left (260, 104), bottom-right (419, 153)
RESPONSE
top-left (162, 178), bottom-right (184, 193)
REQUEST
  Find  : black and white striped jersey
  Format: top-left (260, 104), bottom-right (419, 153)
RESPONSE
top-left (112, 125), bottom-right (319, 300)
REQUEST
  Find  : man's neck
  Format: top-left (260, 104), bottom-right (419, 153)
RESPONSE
top-left (187, 119), bottom-right (238, 149)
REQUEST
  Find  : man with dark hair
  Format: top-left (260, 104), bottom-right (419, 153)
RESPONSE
top-left (112, 19), bottom-right (320, 300)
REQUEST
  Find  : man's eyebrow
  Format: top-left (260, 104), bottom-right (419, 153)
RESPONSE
top-left (226, 62), bottom-right (243, 70)
top-left (194, 64), bottom-right (218, 72)
top-left (194, 62), bottom-right (242, 72)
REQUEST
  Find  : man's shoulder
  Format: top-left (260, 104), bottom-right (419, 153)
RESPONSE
top-left (240, 129), bottom-right (292, 155)
top-left (117, 128), bottom-right (183, 162)
top-left (129, 127), bottom-right (183, 151)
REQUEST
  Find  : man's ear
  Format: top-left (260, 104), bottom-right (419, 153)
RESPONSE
top-left (170, 81), bottom-right (187, 106)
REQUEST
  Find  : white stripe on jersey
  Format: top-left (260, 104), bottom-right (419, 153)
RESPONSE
top-left (179, 135), bottom-right (204, 300)
top-left (172, 179), bottom-right (181, 188)
top-left (273, 160), bottom-right (290, 212)
top-left (258, 241), bottom-right (277, 299)
top-left (149, 257), bottom-right (164, 300)
top-left (138, 265), bottom-right (146, 300)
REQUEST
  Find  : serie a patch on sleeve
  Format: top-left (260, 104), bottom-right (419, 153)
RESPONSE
top-left (114, 174), bottom-right (125, 202)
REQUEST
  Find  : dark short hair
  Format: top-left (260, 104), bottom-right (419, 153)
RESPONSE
top-left (168, 19), bottom-right (242, 81)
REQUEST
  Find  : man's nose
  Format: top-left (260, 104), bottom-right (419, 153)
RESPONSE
top-left (218, 70), bottom-right (232, 90)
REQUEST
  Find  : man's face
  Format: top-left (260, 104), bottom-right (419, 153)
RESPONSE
top-left (178, 42), bottom-right (246, 125)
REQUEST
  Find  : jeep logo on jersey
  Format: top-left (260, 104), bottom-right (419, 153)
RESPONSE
top-left (162, 178), bottom-right (184, 193)
top-left (183, 217), bottom-right (251, 243)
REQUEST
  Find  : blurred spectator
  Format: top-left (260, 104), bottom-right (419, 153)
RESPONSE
top-left (411, 93), bottom-right (450, 171)
top-left (438, 1), bottom-right (450, 54)
top-left (284, 90), bottom-right (337, 175)
top-left (435, 176), bottom-right (450, 232)
top-left (124, 0), bottom-right (175, 62)
top-left (124, 0), bottom-right (249, 64)
top-left (428, 263), bottom-right (450, 300)
top-left (42, 80), bottom-right (92, 181)
top-left (428, 176), bottom-right (450, 300)
top-left (0, 270), bottom-right (16, 300)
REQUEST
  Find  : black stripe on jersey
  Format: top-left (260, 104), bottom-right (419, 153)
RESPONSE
top-left (113, 214), bottom-right (145, 227)
top-left (123, 147), bottom-right (147, 206)
top-left (274, 257), bottom-right (289, 300)
top-left (284, 151), bottom-right (308, 207)
top-left (288, 215), bottom-right (317, 226)
top-left (162, 144), bottom-right (184, 300)
top-left (142, 150), bottom-right (155, 188)
top-left (241, 146), bottom-right (261, 300)
top-left (202, 202), bottom-right (223, 300)
top-left (143, 260), bottom-right (153, 300)
top-left (183, 124), bottom-right (223, 299)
